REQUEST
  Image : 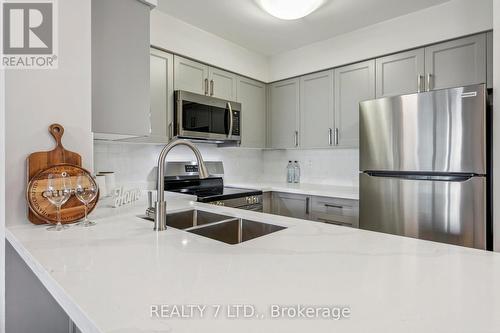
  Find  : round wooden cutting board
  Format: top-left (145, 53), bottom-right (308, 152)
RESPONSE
top-left (27, 164), bottom-right (99, 225)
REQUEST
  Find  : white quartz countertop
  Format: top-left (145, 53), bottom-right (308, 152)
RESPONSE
top-left (6, 192), bottom-right (500, 333)
top-left (225, 181), bottom-right (359, 200)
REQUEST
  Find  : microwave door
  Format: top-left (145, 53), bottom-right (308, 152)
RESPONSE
top-left (174, 90), bottom-right (241, 141)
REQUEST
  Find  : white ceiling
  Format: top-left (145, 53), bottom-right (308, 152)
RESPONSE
top-left (157, 0), bottom-right (450, 56)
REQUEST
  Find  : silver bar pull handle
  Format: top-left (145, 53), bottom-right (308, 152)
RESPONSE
top-left (328, 128), bottom-right (333, 146)
top-left (305, 197), bottom-right (310, 215)
top-left (227, 102), bottom-right (233, 139)
top-left (417, 75), bottom-right (423, 93)
top-left (426, 73), bottom-right (432, 92)
top-left (204, 78), bottom-right (209, 95)
top-left (168, 122), bottom-right (173, 139)
top-left (294, 130), bottom-right (299, 147)
top-left (317, 217), bottom-right (352, 227)
top-left (334, 128), bottom-right (339, 146)
top-left (210, 80), bottom-right (214, 96)
top-left (325, 203), bottom-right (343, 209)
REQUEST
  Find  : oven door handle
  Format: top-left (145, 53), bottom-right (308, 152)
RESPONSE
top-left (227, 102), bottom-right (233, 140)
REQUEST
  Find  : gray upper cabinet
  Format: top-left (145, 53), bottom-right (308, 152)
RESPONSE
top-left (92, 0), bottom-right (151, 139)
top-left (487, 31), bottom-right (493, 89)
top-left (209, 68), bottom-right (237, 100)
top-left (173, 56), bottom-right (209, 95)
top-left (174, 56), bottom-right (237, 100)
top-left (237, 77), bottom-right (267, 148)
top-left (300, 70), bottom-right (334, 148)
top-left (424, 34), bottom-right (486, 91)
top-left (269, 78), bottom-right (300, 149)
top-left (334, 60), bottom-right (375, 148)
top-left (376, 48), bottom-right (425, 98)
top-left (123, 48), bottom-right (174, 144)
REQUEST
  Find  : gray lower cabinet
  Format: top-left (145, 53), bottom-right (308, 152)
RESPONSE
top-left (209, 67), bottom-right (237, 100)
top-left (269, 78), bottom-right (300, 149)
top-left (237, 76), bottom-right (267, 148)
top-left (174, 55), bottom-right (209, 95)
top-left (271, 192), bottom-right (359, 227)
top-left (92, 0), bottom-right (151, 139)
top-left (125, 48), bottom-right (174, 144)
top-left (376, 48), bottom-right (425, 98)
top-left (310, 196), bottom-right (359, 228)
top-left (272, 192), bottom-right (310, 220)
top-left (424, 34), bottom-right (486, 91)
top-left (300, 70), bottom-right (335, 148)
top-left (334, 60), bottom-right (375, 148)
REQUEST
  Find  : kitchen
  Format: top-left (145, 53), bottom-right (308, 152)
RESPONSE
top-left (2, 0), bottom-right (500, 332)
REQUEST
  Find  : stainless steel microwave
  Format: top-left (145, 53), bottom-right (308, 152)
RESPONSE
top-left (174, 90), bottom-right (241, 142)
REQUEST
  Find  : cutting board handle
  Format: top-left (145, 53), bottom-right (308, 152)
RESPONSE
top-left (49, 123), bottom-right (65, 148)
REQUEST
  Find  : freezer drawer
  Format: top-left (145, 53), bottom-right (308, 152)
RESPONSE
top-left (359, 84), bottom-right (486, 174)
top-left (359, 173), bottom-right (486, 249)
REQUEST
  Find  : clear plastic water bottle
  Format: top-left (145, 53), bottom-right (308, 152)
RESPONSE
top-left (293, 161), bottom-right (300, 183)
top-left (286, 161), bottom-right (294, 183)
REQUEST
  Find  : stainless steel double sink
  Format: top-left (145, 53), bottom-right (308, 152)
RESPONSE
top-left (141, 209), bottom-right (286, 245)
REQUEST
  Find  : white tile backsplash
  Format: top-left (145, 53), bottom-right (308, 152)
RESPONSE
top-left (262, 148), bottom-right (359, 187)
top-left (94, 142), bottom-right (359, 189)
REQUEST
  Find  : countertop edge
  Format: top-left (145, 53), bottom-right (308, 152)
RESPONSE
top-left (225, 182), bottom-right (359, 200)
top-left (6, 229), bottom-right (102, 333)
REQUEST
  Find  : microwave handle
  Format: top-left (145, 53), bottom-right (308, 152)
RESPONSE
top-left (227, 102), bottom-right (233, 139)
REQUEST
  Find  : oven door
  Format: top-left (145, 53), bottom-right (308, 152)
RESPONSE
top-left (175, 90), bottom-right (241, 141)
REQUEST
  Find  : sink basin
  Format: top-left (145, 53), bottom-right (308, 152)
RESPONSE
top-left (188, 219), bottom-right (287, 245)
top-left (141, 209), bottom-right (233, 229)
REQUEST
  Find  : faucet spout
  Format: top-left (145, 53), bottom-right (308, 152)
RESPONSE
top-left (153, 139), bottom-right (208, 231)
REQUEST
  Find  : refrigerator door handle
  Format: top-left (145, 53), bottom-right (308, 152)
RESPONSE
top-left (364, 172), bottom-right (477, 182)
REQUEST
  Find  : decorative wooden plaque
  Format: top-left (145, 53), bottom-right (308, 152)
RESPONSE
top-left (27, 164), bottom-right (99, 225)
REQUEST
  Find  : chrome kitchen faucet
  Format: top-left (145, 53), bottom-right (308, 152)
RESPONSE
top-left (150, 139), bottom-right (209, 231)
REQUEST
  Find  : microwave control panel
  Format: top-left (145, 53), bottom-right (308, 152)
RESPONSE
top-left (232, 111), bottom-right (240, 136)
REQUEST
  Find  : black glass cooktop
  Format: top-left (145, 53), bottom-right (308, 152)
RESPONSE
top-left (164, 176), bottom-right (262, 202)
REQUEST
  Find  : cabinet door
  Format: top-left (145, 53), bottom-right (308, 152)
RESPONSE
top-left (424, 34), bottom-right (486, 90)
top-left (334, 60), bottom-right (375, 148)
top-left (272, 192), bottom-right (309, 220)
top-left (376, 48), bottom-right (425, 98)
top-left (125, 48), bottom-right (174, 144)
top-left (173, 56), bottom-right (209, 95)
top-left (237, 77), bottom-right (267, 148)
top-left (300, 70), bottom-right (334, 148)
top-left (91, 0), bottom-right (151, 138)
top-left (209, 67), bottom-right (237, 100)
top-left (150, 48), bottom-right (174, 140)
top-left (487, 31), bottom-right (493, 89)
top-left (269, 78), bottom-right (300, 149)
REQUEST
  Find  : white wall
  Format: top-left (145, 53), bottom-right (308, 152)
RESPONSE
top-left (269, 0), bottom-right (493, 81)
top-left (5, 0), bottom-right (93, 227)
top-left (151, 10), bottom-right (270, 82)
top-left (493, 0), bottom-right (500, 252)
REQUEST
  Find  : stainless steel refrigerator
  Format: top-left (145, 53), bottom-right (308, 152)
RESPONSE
top-left (359, 84), bottom-right (490, 250)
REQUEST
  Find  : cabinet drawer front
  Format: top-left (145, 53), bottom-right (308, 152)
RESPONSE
top-left (312, 212), bottom-right (355, 227)
top-left (311, 196), bottom-right (359, 227)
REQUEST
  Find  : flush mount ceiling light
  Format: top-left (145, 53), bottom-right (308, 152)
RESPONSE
top-left (257, 0), bottom-right (325, 20)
